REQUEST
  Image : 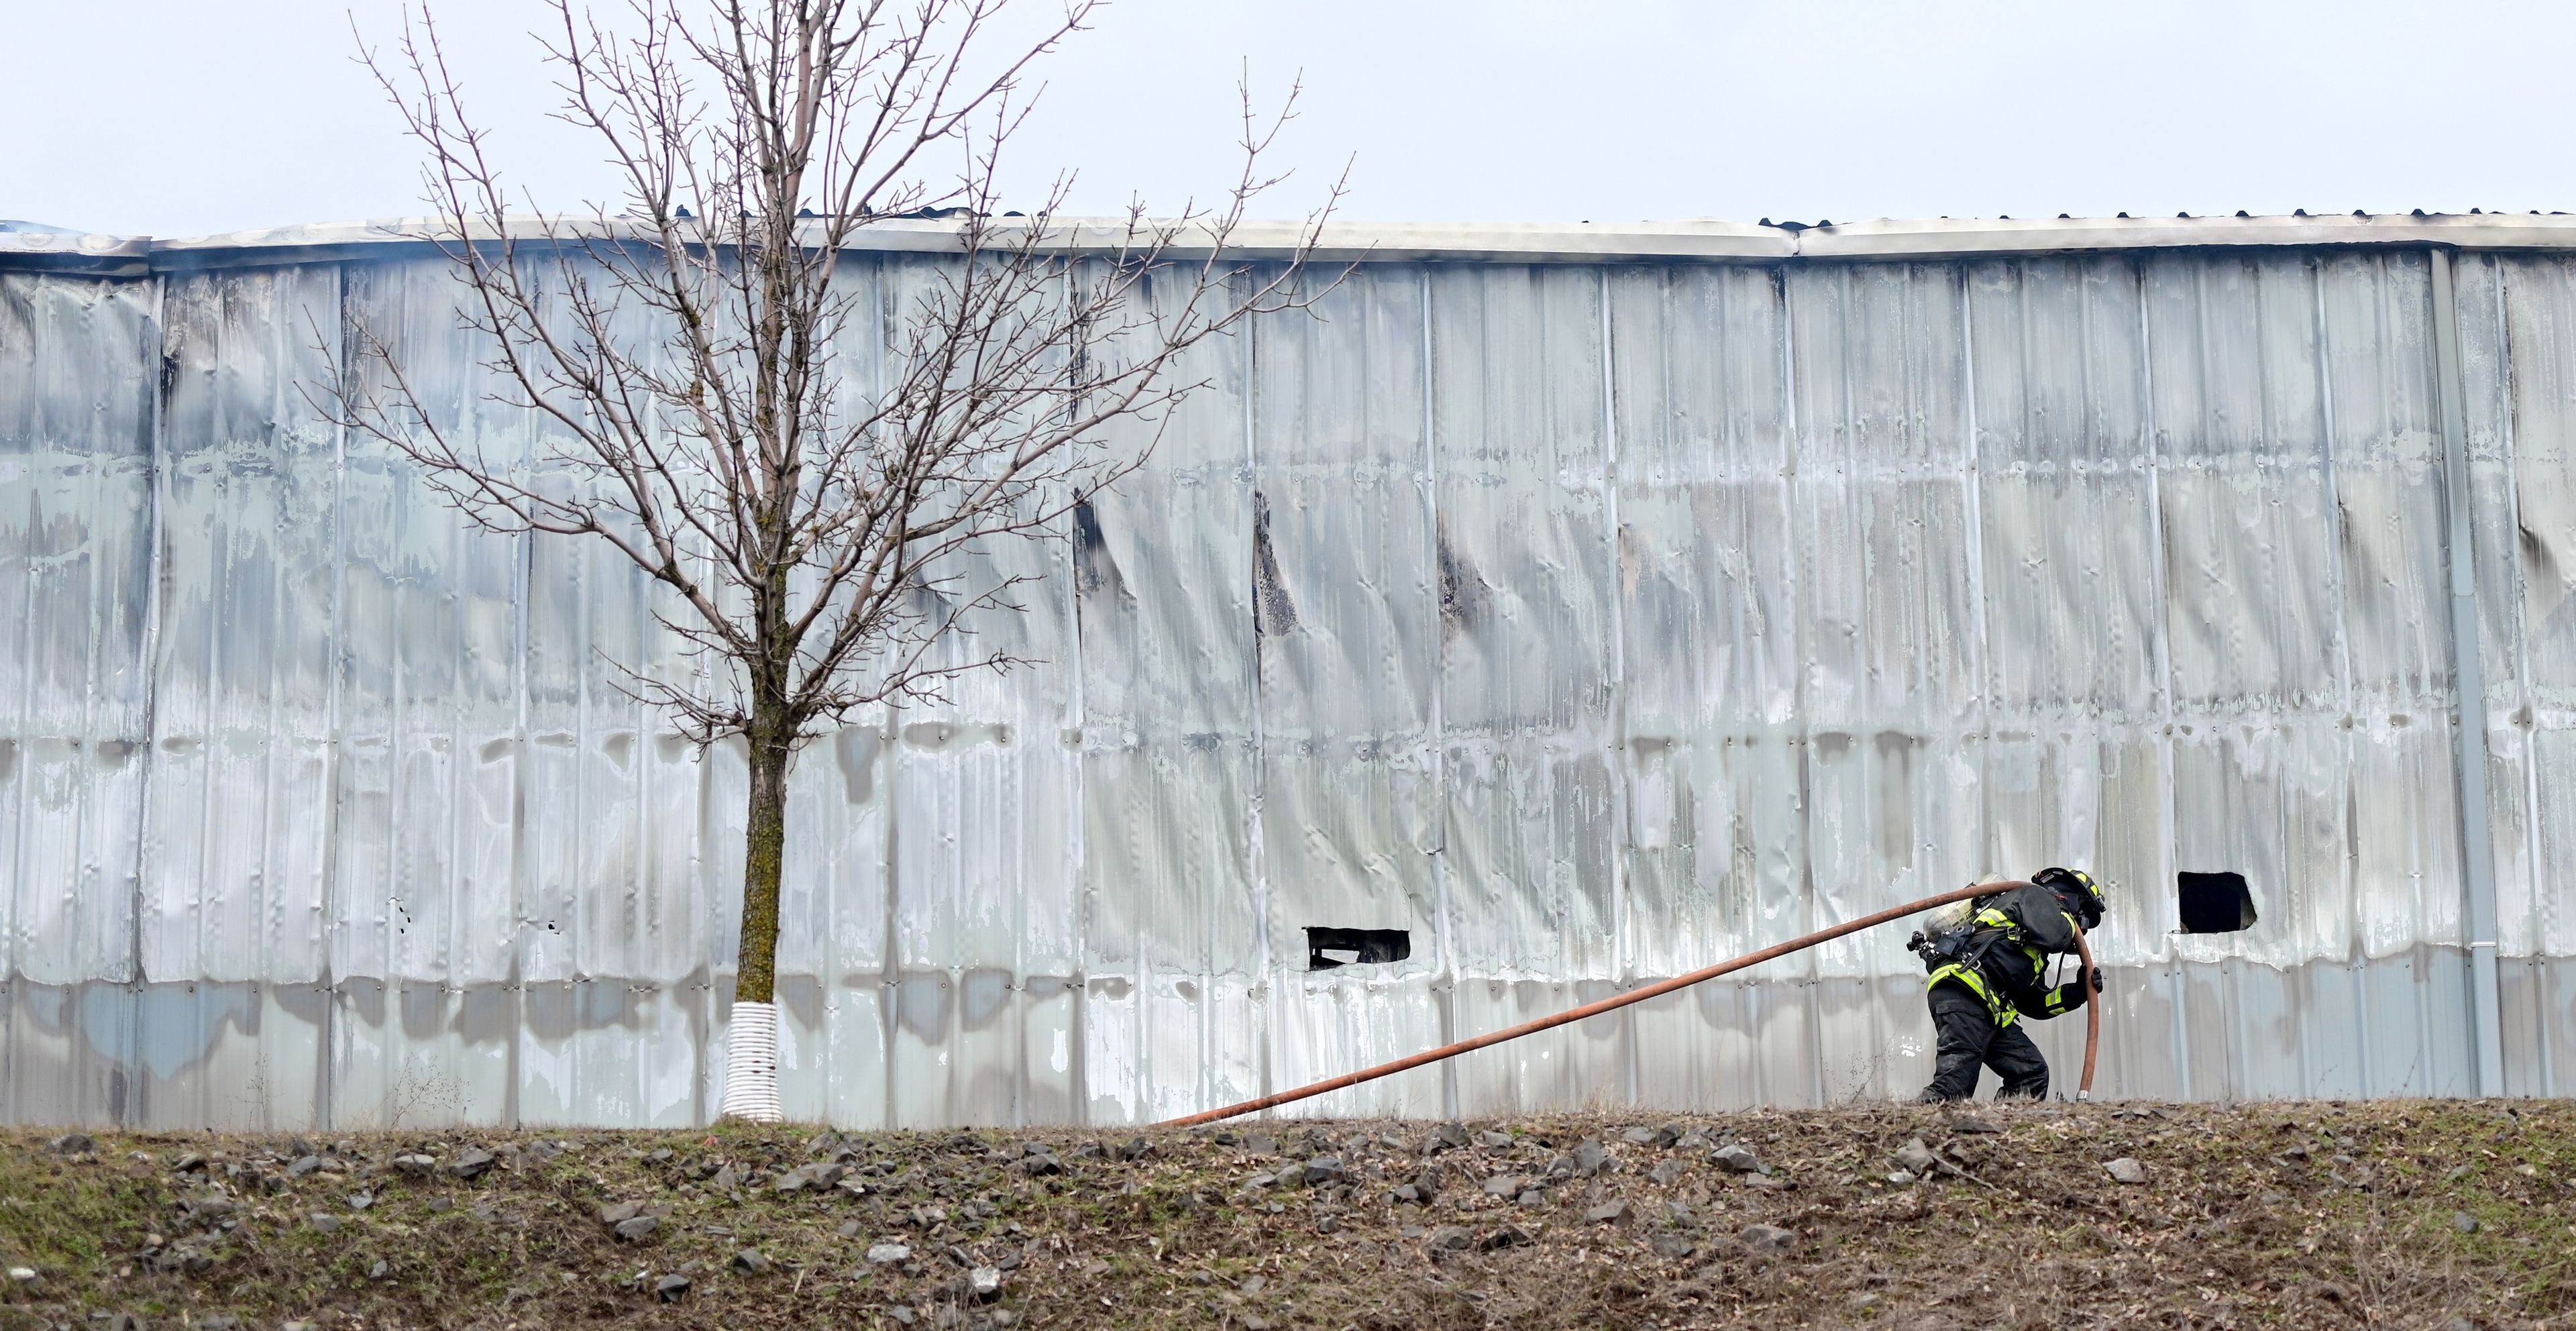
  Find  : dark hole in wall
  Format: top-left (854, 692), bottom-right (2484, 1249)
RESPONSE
top-left (1306, 927), bottom-right (1411, 971)
top-left (2178, 871), bottom-right (2259, 934)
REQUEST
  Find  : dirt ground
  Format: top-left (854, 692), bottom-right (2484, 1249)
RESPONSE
top-left (3, 1098), bottom-right (2570, 1330)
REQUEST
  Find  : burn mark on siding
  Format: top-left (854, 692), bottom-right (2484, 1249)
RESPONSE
top-left (1251, 490), bottom-right (1299, 637)
top-left (1072, 498), bottom-right (1128, 604)
top-left (1436, 520), bottom-right (1489, 638)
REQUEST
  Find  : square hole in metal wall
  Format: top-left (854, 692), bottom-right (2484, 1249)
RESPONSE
top-left (2177, 871), bottom-right (2259, 934)
top-left (1305, 927), bottom-right (1410, 971)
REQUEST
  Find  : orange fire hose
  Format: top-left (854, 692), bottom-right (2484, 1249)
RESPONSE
top-left (1163, 880), bottom-right (2101, 1126)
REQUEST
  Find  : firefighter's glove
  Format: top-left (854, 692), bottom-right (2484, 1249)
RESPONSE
top-left (2081, 965), bottom-right (2104, 994)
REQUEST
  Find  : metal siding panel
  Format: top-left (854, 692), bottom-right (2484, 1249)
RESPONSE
top-left (1252, 266), bottom-right (1442, 981)
top-left (1076, 283), bottom-right (1256, 988)
top-left (146, 268), bottom-right (343, 994)
top-left (1609, 266), bottom-right (1809, 987)
top-left (1432, 266), bottom-right (1615, 983)
top-left (0, 276), bottom-right (155, 990)
top-left (1269, 974), bottom-right (1444, 1120)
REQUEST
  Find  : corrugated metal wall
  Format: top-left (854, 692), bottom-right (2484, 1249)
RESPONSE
top-left (3, 242), bottom-right (2573, 1130)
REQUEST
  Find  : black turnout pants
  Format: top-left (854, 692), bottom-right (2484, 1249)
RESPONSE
top-left (1920, 979), bottom-right (2049, 1102)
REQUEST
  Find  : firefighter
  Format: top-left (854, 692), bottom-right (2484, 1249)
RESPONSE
top-left (1911, 867), bottom-right (2106, 1102)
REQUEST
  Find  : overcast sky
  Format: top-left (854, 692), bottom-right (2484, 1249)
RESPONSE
top-left (7, 0), bottom-right (2574, 237)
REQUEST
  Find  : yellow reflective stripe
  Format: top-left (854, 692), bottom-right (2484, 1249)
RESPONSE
top-left (1925, 963), bottom-right (2019, 1027)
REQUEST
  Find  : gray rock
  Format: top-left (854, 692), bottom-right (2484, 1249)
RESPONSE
top-left (1017, 1154), bottom-right (1063, 1177)
top-left (2454, 1211), bottom-right (2481, 1234)
top-left (655, 1273), bottom-right (691, 1302)
top-left (1316, 1215), bottom-right (1342, 1234)
top-left (368, 1259), bottom-right (390, 1279)
top-left (612, 1215), bottom-right (660, 1242)
top-left (447, 1148), bottom-right (496, 1181)
top-left (47, 1133), bottom-right (93, 1154)
top-left (1649, 1232), bottom-right (1697, 1260)
top-left (732, 1249), bottom-right (770, 1274)
top-left (867, 1242), bottom-right (914, 1265)
top-left (2102, 1157), bottom-right (2147, 1185)
top-left (1482, 1173), bottom-right (1525, 1197)
top-left (1428, 1225), bottom-right (1476, 1251)
top-left (1739, 1224), bottom-right (1799, 1257)
top-left (1674, 1129), bottom-right (1711, 1151)
top-left (1887, 1170), bottom-right (1917, 1186)
top-left (345, 1191), bottom-right (374, 1211)
top-left (1648, 1159), bottom-right (1685, 1187)
top-left (1111, 1136), bottom-right (1155, 1162)
top-left (1389, 1183), bottom-right (1421, 1205)
top-left (1894, 1139), bottom-right (1939, 1176)
top-left (1301, 1155), bottom-right (1345, 1185)
top-left (887, 1308), bottom-right (917, 1327)
top-left (5, 1267), bottom-right (34, 1285)
top-left (306, 1213), bottom-right (342, 1234)
top-left (1622, 1127), bottom-right (1660, 1146)
top-left (1516, 1189), bottom-right (1546, 1207)
top-left (598, 1200), bottom-right (643, 1226)
top-left (1429, 1122), bottom-right (1470, 1153)
top-left (1950, 1116), bottom-right (2001, 1134)
top-left (1475, 1130), bottom-right (1514, 1149)
top-left (1271, 1162), bottom-right (1307, 1187)
top-left (1585, 1200), bottom-right (1631, 1224)
top-left (1572, 1138), bottom-right (1609, 1176)
top-left (1710, 1144), bottom-right (1762, 1173)
top-left (1480, 1222), bottom-right (1533, 1250)
top-left (1242, 1134), bottom-right (1281, 1157)
top-left (390, 1154), bottom-right (437, 1175)
top-left (286, 1155), bottom-right (323, 1178)
top-left (170, 1153), bottom-right (206, 1173)
top-left (969, 1265), bottom-right (1004, 1301)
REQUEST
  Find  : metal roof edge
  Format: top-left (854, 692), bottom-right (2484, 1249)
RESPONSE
top-left (8, 212), bottom-right (2576, 274)
top-left (1795, 212), bottom-right (2576, 258)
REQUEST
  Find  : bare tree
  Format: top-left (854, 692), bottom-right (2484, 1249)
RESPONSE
top-left (325, 0), bottom-right (1339, 1120)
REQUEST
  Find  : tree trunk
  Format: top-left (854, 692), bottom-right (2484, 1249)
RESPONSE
top-left (718, 729), bottom-right (792, 1122)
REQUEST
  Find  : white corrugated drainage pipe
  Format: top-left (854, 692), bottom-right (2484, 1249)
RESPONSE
top-left (719, 1000), bottom-right (786, 1122)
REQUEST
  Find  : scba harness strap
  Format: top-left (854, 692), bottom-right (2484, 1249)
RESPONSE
top-left (1921, 903), bottom-right (2078, 1027)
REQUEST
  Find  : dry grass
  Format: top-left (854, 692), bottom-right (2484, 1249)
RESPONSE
top-left (3, 1099), bottom-right (2571, 1330)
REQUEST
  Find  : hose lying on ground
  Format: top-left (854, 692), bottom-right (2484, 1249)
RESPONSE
top-left (1163, 880), bottom-right (2100, 1127)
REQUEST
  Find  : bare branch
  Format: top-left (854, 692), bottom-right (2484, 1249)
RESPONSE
top-left (321, 0), bottom-right (1344, 759)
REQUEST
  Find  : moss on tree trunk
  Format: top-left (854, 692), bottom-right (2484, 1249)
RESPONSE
top-left (735, 730), bottom-right (791, 1006)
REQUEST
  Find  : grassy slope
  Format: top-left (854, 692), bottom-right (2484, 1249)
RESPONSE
top-left (2, 1100), bottom-right (2571, 1330)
